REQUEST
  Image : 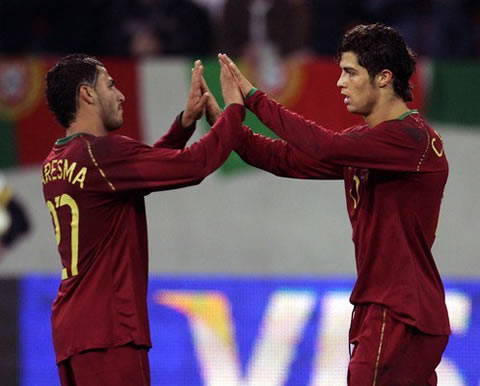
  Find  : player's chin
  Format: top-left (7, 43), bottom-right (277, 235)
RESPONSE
top-left (106, 118), bottom-right (123, 132)
top-left (346, 104), bottom-right (366, 116)
top-left (345, 104), bottom-right (357, 113)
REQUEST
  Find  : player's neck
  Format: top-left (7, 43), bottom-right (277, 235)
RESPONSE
top-left (364, 95), bottom-right (410, 128)
top-left (66, 110), bottom-right (108, 137)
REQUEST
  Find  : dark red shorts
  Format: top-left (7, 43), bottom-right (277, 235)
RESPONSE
top-left (58, 344), bottom-right (150, 386)
top-left (348, 304), bottom-right (448, 386)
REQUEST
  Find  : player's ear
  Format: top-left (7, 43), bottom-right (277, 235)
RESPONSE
top-left (78, 84), bottom-right (95, 105)
top-left (377, 69), bottom-right (393, 89)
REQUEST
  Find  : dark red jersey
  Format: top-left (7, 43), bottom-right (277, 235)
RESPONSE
top-left (236, 90), bottom-right (450, 335)
top-left (42, 105), bottom-right (244, 363)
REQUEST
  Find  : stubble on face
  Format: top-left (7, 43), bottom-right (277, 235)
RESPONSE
top-left (95, 67), bottom-right (124, 131)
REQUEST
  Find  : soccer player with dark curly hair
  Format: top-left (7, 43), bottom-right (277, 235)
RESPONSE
top-left (42, 54), bottom-right (244, 386)
top-left (207, 23), bottom-right (450, 385)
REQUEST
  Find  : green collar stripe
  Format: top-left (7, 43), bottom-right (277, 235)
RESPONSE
top-left (55, 133), bottom-right (88, 146)
top-left (397, 109), bottom-right (419, 121)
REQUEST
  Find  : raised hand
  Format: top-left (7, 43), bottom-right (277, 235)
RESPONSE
top-left (218, 54), bottom-right (254, 98)
top-left (219, 54), bottom-right (244, 106)
top-left (200, 76), bottom-right (222, 126)
top-left (182, 60), bottom-right (210, 128)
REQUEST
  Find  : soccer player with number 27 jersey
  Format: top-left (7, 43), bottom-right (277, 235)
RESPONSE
top-left (42, 54), bottom-right (244, 386)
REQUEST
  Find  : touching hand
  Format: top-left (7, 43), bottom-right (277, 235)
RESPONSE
top-left (219, 54), bottom-right (244, 106)
top-left (182, 60), bottom-right (210, 128)
top-left (201, 76), bottom-right (222, 126)
top-left (218, 54), bottom-right (254, 98)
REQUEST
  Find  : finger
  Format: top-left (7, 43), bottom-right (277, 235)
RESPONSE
top-left (192, 61), bottom-right (202, 81)
top-left (190, 60), bottom-right (200, 80)
top-left (225, 57), bottom-right (242, 80)
top-left (197, 92), bottom-right (210, 110)
top-left (219, 54), bottom-right (233, 68)
top-left (220, 54), bottom-right (239, 77)
top-left (188, 65), bottom-right (198, 97)
top-left (218, 54), bottom-right (241, 87)
top-left (200, 76), bottom-right (211, 94)
top-left (219, 56), bottom-right (227, 78)
top-left (191, 64), bottom-right (203, 97)
top-left (190, 60), bottom-right (201, 83)
top-left (220, 63), bottom-right (232, 89)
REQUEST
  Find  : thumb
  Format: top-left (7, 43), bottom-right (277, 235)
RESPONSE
top-left (198, 92), bottom-right (210, 110)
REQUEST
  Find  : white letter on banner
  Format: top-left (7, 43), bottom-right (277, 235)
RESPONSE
top-left (309, 291), bottom-right (470, 386)
top-left (156, 290), bottom-right (316, 386)
top-left (310, 291), bottom-right (351, 386)
top-left (156, 291), bottom-right (242, 384)
top-left (243, 291), bottom-right (316, 386)
top-left (437, 291), bottom-right (471, 386)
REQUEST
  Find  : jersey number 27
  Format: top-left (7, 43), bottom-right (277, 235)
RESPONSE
top-left (46, 194), bottom-right (79, 280)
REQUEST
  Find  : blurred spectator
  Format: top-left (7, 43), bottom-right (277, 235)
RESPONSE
top-left (123, 0), bottom-right (213, 57)
top-left (0, 0), bottom-right (125, 55)
top-left (191, 0), bottom-right (227, 52)
top-left (191, 0), bottom-right (226, 20)
top-left (475, 1), bottom-right (480, 57)
top-left (0, 0), bottom-right (42, 53)
top-left (307, 0), bottom-right (359, 55)
top-left (361, 0), bottom-right (427, 54)
top-left (426, 0), bottom-right (476, 58)
top-left (1, 0), bottom-right (480, 59)
top-left (0, 174), bottom-right (30, 260)
top-left (219, 0), bottom-right (311, 58)
top-left (41, 0), bottom-right (126, 56)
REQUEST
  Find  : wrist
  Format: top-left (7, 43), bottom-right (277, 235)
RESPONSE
top-left (246, 87), bottom-right (258, 99)
top-left (206, 109), bottom-right (221, 125)
top-left (178, 111), bottom-right (195, 130)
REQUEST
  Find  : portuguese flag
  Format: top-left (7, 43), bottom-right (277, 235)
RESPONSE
top-left (0, 57), bottom-right (142, 169)
top-left (4, 54), bottom-right (461, 174)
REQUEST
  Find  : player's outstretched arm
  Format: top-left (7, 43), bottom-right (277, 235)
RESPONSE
top-left (219, 54), bottom-right (338, 162)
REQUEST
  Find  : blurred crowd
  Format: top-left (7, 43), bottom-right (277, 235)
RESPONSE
top-left (0, 0), bottom-right (479, 59)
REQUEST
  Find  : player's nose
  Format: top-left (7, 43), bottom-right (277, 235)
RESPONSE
top-left (118, 90), bottom-right (125, 103)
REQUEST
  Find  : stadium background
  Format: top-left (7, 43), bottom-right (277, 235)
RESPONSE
top-left (1, 2), bottom-right (480, 385)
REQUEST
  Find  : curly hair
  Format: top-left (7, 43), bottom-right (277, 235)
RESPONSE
top-left (337, 23), bottom-right (416, 102)
top-left (45, 54), bottom-right (104, 128)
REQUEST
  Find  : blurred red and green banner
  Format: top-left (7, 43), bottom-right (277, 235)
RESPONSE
top-left (0, 56), bottom-right (477, 171)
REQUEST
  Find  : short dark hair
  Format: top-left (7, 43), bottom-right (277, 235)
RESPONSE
top-left (337, 23), bottom-right (416, 102)
top-left (45, 54), bottom-right (104, 128)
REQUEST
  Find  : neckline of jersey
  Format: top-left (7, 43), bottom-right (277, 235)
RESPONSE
top-left (396, 109), bottom-right (419, 121)
top-left (55, 132), bottom-right (91, 146)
